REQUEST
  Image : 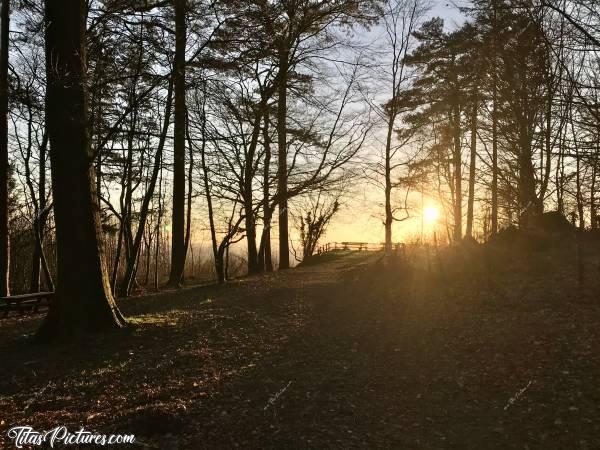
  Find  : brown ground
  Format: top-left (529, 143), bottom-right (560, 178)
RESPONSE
top-left (1, 245), bottom-right (599, 449)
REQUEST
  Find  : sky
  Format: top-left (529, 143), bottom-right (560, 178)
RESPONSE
top-left (318, 0), bottom-right (468, 248)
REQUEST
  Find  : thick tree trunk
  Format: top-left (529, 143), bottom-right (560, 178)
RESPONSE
top-left (38, 0), bottom-right (126, 339)
top-left (277, 49), bottom-right (290, 270)
top-left (167, 0), bottom-right (186, 286)
top-left (0, 0), bottom-right (9, 297)
top-left (466, 97), bottom-right (477, 238)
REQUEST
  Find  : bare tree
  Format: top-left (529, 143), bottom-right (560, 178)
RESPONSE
top-left (379, 0), bottom-right (427, 252)
top-left (297, 190), bottom-right (340, 260)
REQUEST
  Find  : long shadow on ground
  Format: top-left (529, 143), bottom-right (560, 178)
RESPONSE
top-left (1, 247), bottom-right (600, 449)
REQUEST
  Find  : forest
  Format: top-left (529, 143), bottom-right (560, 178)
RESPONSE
top-left (0, 0), bottom-right (599, 448)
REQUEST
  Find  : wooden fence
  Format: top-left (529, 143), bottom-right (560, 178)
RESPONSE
top-left (316, 241), bottom-right (404, 254)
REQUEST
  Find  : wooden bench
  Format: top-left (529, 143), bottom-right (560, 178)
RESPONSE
top-left (340, 241), bottom-right (370, 251)
top-left (0, 292), bottom-right (54, 318)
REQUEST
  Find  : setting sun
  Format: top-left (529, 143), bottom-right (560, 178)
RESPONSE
top-left (1, 0), bottom-right (598, 447)
top-left (423, 206), bottom-right (440, 224)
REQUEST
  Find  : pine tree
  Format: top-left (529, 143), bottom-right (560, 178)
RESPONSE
top-left (37, 0), bottom-right (126, 340)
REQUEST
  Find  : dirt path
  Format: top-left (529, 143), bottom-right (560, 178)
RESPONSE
top-left (186, 250), bottom-right (600, 450)
top-left (1, 250), bottom-right (599, 449)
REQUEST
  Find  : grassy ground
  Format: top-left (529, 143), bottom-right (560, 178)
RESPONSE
top-left (0, 245), bottom-right (599, 449)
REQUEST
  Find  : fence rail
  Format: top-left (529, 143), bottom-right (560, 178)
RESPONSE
top-left (0, 291), bottom-right (54, 318)
top-left (316, 241), bottom-right (404, 254)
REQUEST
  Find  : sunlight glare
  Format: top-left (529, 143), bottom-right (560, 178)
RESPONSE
top-left (423, 206), bottom-right (439, 224)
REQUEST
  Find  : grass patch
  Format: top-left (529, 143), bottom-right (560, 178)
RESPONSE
top-left (127, 313), bottom-right (179, 327)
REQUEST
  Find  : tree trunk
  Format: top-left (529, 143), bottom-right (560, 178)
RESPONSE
top-left (121, 108), bottom-right (138, 276)
top-left (183, 112), bottom-right (193, 282)
top-left (199, 92), bottom-right (222, 284)
top-left (37, 0), bottom-right (126, 339)
top-left (32, 131), bottom-right (53, 292)
top-left (167, 0), bottom-right (186, 286)
top-left (570, 110), bottom-right (584, 229)
top-left (244, 108), bottom-right (263, 274)
top-left (452, 102), bottom-right (462, 241)
top-left (120, 78), bottom-right (173, 297)
top-left (518, 121), bottom-right (538, 227)
top-left (26, 105), bottom-right (40, 293)
top-left (539, 70), bottom-right (553, 204)
top-left (225, 243), bottom-right (230, 279)
top-left (111, 222), bottom-right (124, 294)
top-left (466, 96), bottom-right (477, 238)
top-left (143, 229), bottom-right (151, 286)
top-left (591, 122), bottom-right (599, 229)
top-left (31, 240), bottom-right (41, 292)
top-left (491, 3), bottom-right (498, 236)
top-left (154, 154), bottom-right (163, 291)
top-left (258, 112), bottom-right (273, 272)
top-left (25, 113), bottom-right (45, 293)
top-left (36, 132), bottom-right (52, 291)
top-left (591, 161), bottom-right (597, 229)
top-left (384, 112), bottom-right (394, 252)
top-left (556, 115), bottom-right (567, 214)
top-left (31, 209), bottom-right (54, 293)
top-left (215, 245), bottom-right (225, 285)
top-left (0, 0), bottom-right (9, 297)
top-left (277, 48), bottom-right (290, 270)
top-left (112, 99), bottom-right (137, 293)
top-left (576, 149), bottom-right (584, 229)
